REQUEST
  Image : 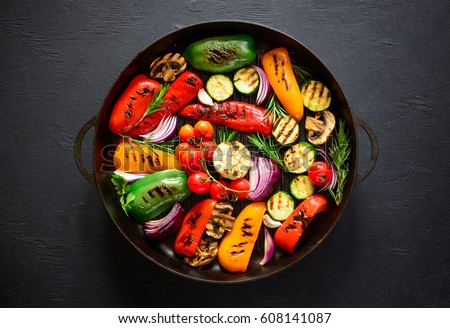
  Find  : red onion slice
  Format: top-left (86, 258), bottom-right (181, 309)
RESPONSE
top-left (139, 114), bottom-right (178, 142)
top-left (316, 147), bottom-right (337, 192)
top-left (113, 169), bottom-right (148, 182)
top-left (248, 157), bottom-right (281, 201)
top-left (143, 203), bottom-right (185, 240)
top-left (252, 65), bottom-right (271, 106)
top-left (260, 226), bottom-right (275, 266)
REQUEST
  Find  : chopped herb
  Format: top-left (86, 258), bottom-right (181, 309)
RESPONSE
top-left (135, 83), bottom-right (170, 125)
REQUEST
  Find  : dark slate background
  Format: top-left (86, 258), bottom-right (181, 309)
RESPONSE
top-left (1, 0), bottom-right (449, 307)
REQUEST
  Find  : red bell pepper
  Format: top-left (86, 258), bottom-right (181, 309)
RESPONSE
top-left (274, 194), bottom-right (328, 254)
top-left (174, 199), bottom-right (217, 257)
top-left (109, 75), bottom-right (160, 135)
top-left (128, 71), bottom-right (203, 137)
top-left (178, 101), bottom-right (273, 136)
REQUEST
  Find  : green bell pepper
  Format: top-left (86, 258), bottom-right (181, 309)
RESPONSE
top-left (183, 34), bottom-right (256, 73)
top-left (125, 169), bottom-right (191, 222)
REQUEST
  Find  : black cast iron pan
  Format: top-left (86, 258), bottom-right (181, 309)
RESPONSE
top-left (74, 21), bottom-right (378, 283)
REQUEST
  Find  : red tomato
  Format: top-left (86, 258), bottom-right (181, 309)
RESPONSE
top-left (209, 180), bottom-right (230, 201)
top-left (175, 142), bottom-right (194, 162)
top-left (199, 139), bottom-right (216, 161)
top-left (188, 172), bottom-right (211, 194)
top-left (178, 124), bottom-right (195, 143)
top-left (181, 148), bottom-right (204, 172)
top-left (229, 178), bottom-right (251, 199)
top-left (194, 120), bottom-right (214, 140)
top-left (308, 161), bottom-right (332, 186)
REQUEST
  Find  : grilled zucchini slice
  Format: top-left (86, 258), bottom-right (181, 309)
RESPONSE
top-left (213, 141), bottom-right (251, 180)
top-left (284, 141), bottom-right (316, 174)
top-left (290, 175), bottom-right (315, 200)
top-left (272, 115), bottom-right (300, 145)
top-left (233, 67), bottom-right (259, 95)
top-left (206, 74), bottom-right (234, 101)
top-left (301, 80), bottom-right (331, 112)
top-left (267, 191), bottom-right (294, 221)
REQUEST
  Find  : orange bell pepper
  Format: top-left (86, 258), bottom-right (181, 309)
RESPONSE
top-left (218, 202), bottom-right (266, 273)
top-left (261, 47), bottom-right (304, 122)
top-left (174, 199), bottom-right (217, 257)
top-left (113, 138), bottom-right (183, 174)
top-left (274, 194), bottom-right (328, 254)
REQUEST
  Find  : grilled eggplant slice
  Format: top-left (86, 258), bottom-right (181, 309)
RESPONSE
top-left (272, 115), bottom-right (300, 145)
top-left (301, 80), bottom-right (331, 112)
top-left (284, 141), bottom-right (316, 173)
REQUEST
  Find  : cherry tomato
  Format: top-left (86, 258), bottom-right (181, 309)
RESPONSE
top-left (209, 180), bottom-right (230, 201)
top-left (308, 161), bottom-right (332, 186)
top-left (194, 120), bottom-right (214, 140)
top-left (188, 172), bottom-right (211, 194)
top-left (199, 139), bottom-right (216, 161)
top-left (178, 124), bottom-right (195, 143)
top-left (175, 142), bottom-right (195, 162)
top-left (229, 178), bottom-right (251, 199)
top-left (181, 148), bottom-right (204, 172)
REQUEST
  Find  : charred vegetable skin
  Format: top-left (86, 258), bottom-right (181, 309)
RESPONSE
top-left (129, 71), bottom-right (203, 137)
top-left (274, 194), bottom-right (328, 254)
top-left (126, 170), bottom-right (191, 223)
top-left (179, 101), bottom-right (273, 136)
top-left (183, 34), bottom-right (257, 73)
top-left (109, 75), bottom-right (160, 135)
top-left (218, 202), bottom-right (266, 273)
top-left (174, 199), bottom-right (217, 257)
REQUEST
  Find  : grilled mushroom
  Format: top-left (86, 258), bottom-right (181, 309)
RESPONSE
top-left (149, 53), bottom-right (187, 82)
top-left (205, 202), bottom-right (235, 239)
top-left (305, 110), bottom-right (336, 145)
top-left (184, 237), bottom-right (219, 267)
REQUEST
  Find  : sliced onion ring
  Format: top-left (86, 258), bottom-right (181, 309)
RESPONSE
top-left (260, 226), bottom-right (275, 266)
top-left (113, 169), bottom-right (148, 182)
top-left (139, 114), bottom-right (178, 142)
top-left (252, 65), bottom-right (271, 106)
top-left (143, 203), bottom-right (185, 240)
top-left (248, 157), bottom-right (281, 201)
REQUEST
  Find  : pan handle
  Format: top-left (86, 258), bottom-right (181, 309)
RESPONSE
top-left (74, 115), bottom-right (97, 184)
top-left (355, 116), bottom-right (378, 184)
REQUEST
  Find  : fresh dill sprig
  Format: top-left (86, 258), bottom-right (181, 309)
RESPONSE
top-left (264, 92), bottom-right (288, 122)
top-left (328, 119), bottom-right (351, 205)
top-left (120, 135), bottom-right (176, 155)
top-left (217, 127), bottom-right (238, 144)
top-left (247, 133), bottom-right (285, 169)
top-left (292, 64), bottom-right (312, 81)
top-left (135, 83), bottom-right (170, 125)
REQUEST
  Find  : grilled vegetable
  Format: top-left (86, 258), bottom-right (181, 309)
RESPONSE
top-left (179, 101), bottom-right (273, 136)
top-left (213, 141), bottom-right (251, 180)
top-left (261, 47), bottom-right (304, 122)
top-left (113, 138), bottom-right (183, 174)
top-left (109, 75), bottom-right (160, 135)
top-left (272, 115), bottom-right (300, 145)
top-left (205, 202), bottom-right (235, 239)
top-left (184, 34), bottom-right (257, 73)
top-left (197, 88), bottom-right (214, 106)
top-left (284, 141), bottom-right (316, 174)
top-left (125, 170), bottom-right (191, 222)
top-left (301, 80), bottom-right (331, 112)
top-left (305, 110), bottom-right (336, 145)
top-left (267, 191), bottom-right (294, 221)
top-left (174, 199), bottom-right (217, 257)
top-left (274, 194), bottom-right (328, 254)
top-left (290, 175), bottom-right (315, 200)
top-left (149, 53), bottom-right (187, 82)
top-left (233, 67), bottom-right (259, 95)
top-left (184, 236), bottom-right (219, 267)
top-left (205, 74), bottom-right (234, 101)
top-left (129, 71), bottom-right (203, 137)
top-left (218, 202), bottom-right (266, 273)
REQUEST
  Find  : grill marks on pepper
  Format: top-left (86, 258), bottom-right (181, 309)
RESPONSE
top-left (272, 53), bottom-right (290, 91)
top-left (146, 184), bottom-right (175, 199)
top-left (207, 47), bottom-right (238, 65)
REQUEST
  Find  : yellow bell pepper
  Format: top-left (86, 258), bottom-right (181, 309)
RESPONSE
top-left (261, 47), bottom-right (304, 122)
top-left (218, 202), bottom-right (266, 273)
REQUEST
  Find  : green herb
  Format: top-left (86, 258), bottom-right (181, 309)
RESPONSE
top-left (292, 64), bottom-right (311, 81)
top-left (120, 135), bottom-right (175, 155)
top-left (247, 133), bottom-right (285, 169)
top-left (217, 127), bottom-right (237, 144)
top-left (135, 83), bottom-right (170, 125)
top-left (264, 93), bottom-right (288, 122)
top-left (111, 173), bottom-right (135, 216)
top-left (328, 119), bottom-right (351, 206)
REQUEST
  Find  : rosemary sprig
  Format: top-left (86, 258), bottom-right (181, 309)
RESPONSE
top-left (328, 119), bottom-right (351, 205)
top-left (247, 133), bottom-right (285, 169)
top-left (135, 83), bottom-right (170, 125)
top-left (217, 127), bottom-right (237, 144)
top-left (292, 64), bottom-right (311, 81)
top-left (264, 92), bottom-right (288, 122)
top-left (120, 135), bottom-right (176, 155)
